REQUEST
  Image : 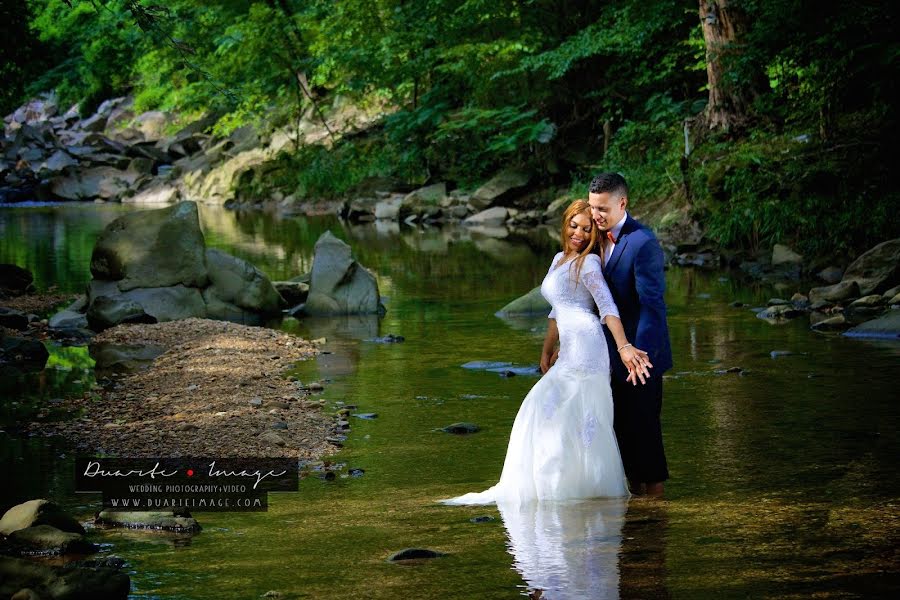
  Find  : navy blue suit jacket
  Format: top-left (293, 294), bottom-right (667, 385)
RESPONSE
top-left (602, 215), bottom-right (673, 381)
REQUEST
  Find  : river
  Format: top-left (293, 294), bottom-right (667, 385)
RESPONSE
top-left (1, 201), bottom-right (898, 598)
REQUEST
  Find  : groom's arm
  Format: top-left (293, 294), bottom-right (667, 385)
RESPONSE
top-left (633, 237), bottom-right (667, 364)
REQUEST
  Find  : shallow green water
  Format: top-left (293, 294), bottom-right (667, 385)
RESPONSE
top-left (1, 203), bottom-right (898, 599)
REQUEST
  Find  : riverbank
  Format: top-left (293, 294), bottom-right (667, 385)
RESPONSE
top-left (24, 318), bottom-right (337, 460)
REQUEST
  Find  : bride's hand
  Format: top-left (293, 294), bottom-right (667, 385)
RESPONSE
top-left (619, 345), bottom-right (652, 385)
top-left (540, 348), bottom-right (560, 374)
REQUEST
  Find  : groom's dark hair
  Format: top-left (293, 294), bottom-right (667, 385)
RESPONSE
top-left (589, 172), bottom-right (628, 198)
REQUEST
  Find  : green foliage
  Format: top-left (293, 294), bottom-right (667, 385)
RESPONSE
top-left (10, 0), bottom-right (900, 258)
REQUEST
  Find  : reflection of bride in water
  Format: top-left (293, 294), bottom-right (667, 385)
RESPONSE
top-left (498, 498), bottom-right (627, 600)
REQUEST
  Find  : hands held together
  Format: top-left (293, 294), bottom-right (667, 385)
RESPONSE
top-left (540, 344), bottom-right (653, 385)
top-left (618, 344), bottom-right (652, 385)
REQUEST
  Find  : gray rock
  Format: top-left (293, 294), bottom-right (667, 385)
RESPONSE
top-left (841, 238), bottom-right (900, 295)
top-left (88, 342), bottom-right (165, 371)
top-left (39, 149), bottom-right (79, 174)
top-left (122, 285), bottom-right (207, 322)
top-left (808, 280), bottom-right (860, 305)
top-left (495, 285), bottom-right (551, 317)
top-left (816, 266), bottom-right (844, 284)
top-left (0, 500), bottom-right (85, 536)
top-left (50, 166), bottom-right (140, 200)
top-left (772, 244), bottom-right (803, 265)
top-left (811, 314), bottom-right (850, 332)
top-left (849, 295), bottom-right (885, 308)
top-left (86, 294), bottom-right (153, 330)
top-left (374, 195), bottom-right (403, 220)
top-left (90, 201), bottom-right (208, 291)
top-left (204, 249), bottom-right (283, 314)
top-left (441, 422), bottom-right (480, 434)
top-left (464, 206), bottom-right (508, 226)
top-left (303, 231), bottom-right (383, 315)
top-left (48, 308), bottom-right (88, 330)
top-left (843, 310), bottom-right (900, 340)
top-left (403, 183), bottom-right (446, 206)
top-left (259, 431), bottom-right (286, 447)
top-left (470, 169), bottom-right (530, 210)
top-left (387, 548), bottom-right (447, 561)
top-left (95, 510), bottom-right (200, 532)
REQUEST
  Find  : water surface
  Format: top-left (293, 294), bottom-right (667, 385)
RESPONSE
top-left (1, 203), bottom-right (897, 599)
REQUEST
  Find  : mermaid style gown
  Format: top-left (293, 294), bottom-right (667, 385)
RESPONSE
top-left (440, 252), bottom-right (629, 505)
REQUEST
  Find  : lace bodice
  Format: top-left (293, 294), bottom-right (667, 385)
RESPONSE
top-left (541, 252), bottom-right (620, 375)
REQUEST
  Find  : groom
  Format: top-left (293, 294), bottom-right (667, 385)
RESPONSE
top-left (588, 172), bottom-right (672, 496)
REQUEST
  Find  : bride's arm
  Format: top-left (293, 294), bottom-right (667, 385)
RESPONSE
top-left (540, 318), bottom-right (559, 374)
top-left (581, 257), bottom-right (652, 385)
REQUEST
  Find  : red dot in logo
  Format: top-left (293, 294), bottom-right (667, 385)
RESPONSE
top-left (187, 469), bottom-right (194, 477)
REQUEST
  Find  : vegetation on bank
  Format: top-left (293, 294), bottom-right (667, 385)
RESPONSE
top-left (3, 0), bottom-right (898, 258)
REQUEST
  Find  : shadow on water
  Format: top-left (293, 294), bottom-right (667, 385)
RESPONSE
top-left (1, 203), bottom-right (899, 598)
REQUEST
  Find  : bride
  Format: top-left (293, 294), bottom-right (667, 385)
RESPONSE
top-left (440, 200), bottom-right (652, 505)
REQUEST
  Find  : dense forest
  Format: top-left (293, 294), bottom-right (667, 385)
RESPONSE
top-left (2, 0), bottom-right (898, 258)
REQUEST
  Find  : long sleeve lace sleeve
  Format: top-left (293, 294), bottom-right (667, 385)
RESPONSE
top-left (580, 255), bottom-right (620, 324)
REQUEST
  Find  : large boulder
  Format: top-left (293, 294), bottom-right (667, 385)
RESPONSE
top-left (90, 201), bottom-right (208, 291)
top-left (0, 499), bottom-right (85, 536)
top-left (470, 169), bottom-right (531, 210)
top-left (843, 310), bottom-right (900, 340)
top-left (841, 238), bottom-right (900, 296)
top-left (464, 206), bottom-right (508, 226)
top-left (303, 231), bottom-right (383, 315)
top-left (204, 249), bottom-right (284, 314)
top-left (495, 286), bottom-right (551, 317)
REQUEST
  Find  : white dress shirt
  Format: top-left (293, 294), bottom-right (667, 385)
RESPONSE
top-left (604, 211), bottom-right (628, 267)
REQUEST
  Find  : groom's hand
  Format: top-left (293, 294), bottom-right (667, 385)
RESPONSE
top-left (620, 346), bottom-right (652, 385)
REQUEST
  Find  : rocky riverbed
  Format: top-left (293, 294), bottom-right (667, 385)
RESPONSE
top-left (24, 318), bottom-right (337, 460)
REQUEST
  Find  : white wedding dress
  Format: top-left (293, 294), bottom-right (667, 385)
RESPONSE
top-left (440, 253), bottom-right (629, 505)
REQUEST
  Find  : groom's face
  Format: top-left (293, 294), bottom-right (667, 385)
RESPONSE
top-left (588, 192), bottom-right (627, 232)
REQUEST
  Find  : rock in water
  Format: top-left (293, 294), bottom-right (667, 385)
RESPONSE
top-left (303, 231), bottom-right (383, 315)
top-left (204, 248), bottom-right (284, 316)
top-left (0, 499), bottom-right (85, 536)
top-left (843, 311), bottom-right (900, 340)
top-left (495, 285), bottom-right (551, 317)
top-left (90, 201), bottom-right (208, 291)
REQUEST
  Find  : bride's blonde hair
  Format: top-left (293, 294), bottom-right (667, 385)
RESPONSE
top-left (559, 199), bottom-right (599, 284)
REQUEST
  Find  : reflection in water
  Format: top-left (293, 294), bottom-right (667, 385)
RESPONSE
top-left (497, 498), bottom-right (627, 600)
top-left (619, 501), bottom-right (670, 599)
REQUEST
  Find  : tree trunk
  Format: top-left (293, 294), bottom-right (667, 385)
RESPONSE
top-left (699, 0), bottom-right (753, 131)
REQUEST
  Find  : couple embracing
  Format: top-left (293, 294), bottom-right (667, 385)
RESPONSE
top-left (441, 173), bottom-right (671, 505)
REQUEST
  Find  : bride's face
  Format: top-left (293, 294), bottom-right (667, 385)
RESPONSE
top-left (566, 212), bottom-right (592, 253)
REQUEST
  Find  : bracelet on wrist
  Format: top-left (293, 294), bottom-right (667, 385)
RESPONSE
top-left (617, 343), bottom-right (633, 352)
